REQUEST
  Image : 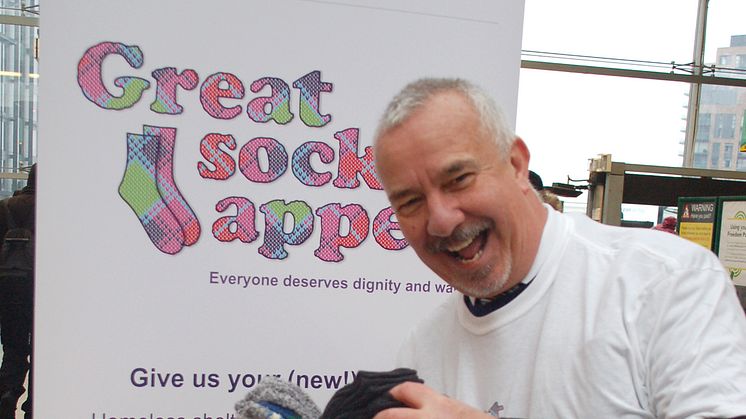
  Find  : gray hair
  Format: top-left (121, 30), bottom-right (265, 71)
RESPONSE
top-left (373, 78), bottom-right (515, 156)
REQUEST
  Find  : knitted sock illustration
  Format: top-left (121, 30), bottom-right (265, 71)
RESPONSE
top-left (144, 125), bottom-right (201, 246)
top-left (118, 132), bottom-right (184, 255)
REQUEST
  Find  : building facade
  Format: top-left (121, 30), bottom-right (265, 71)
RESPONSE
top-left (693, 35), bottom-right (746, 171)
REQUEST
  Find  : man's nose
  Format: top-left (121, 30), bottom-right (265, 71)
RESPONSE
top-left (426, 194), bottom-right (464, 237)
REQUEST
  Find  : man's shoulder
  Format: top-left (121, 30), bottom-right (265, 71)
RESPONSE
top-left (557, 212), bottom-right (732, 324)
top-left (562, 212), bottom-right (719, 270)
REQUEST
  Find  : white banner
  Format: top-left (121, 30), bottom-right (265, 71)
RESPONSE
top-left (37, 1), bottom-right (524, 417)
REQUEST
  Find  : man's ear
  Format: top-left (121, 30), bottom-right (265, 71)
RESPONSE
top-left (509, 137), bottom-right (531, 182)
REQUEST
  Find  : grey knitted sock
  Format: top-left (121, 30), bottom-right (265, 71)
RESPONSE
top-left (235, 376), bottom-right (321, 419)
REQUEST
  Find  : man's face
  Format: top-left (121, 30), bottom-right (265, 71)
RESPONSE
top-left (375, 92), bottom-right (543, 298)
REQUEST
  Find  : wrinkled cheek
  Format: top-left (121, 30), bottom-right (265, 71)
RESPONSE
top-left (398, 221), bottom-right (423, 245)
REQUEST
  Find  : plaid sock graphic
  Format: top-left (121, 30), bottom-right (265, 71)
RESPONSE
top-left (118, 133), bottom-right (185, 255)
top-left (144, 125), bottom-right (201, 246)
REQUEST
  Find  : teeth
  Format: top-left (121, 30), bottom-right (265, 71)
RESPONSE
top-left (447, 236), bottom-right (475, 252)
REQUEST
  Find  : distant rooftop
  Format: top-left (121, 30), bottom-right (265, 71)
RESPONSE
top-left (731, 35), bottom-right (746, 47)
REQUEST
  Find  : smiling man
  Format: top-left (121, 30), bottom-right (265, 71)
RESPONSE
top-left (372, 78), bottom-right (746, 418)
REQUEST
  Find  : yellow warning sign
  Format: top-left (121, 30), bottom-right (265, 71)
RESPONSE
top-left (679, 222), bottom-right (714, 249)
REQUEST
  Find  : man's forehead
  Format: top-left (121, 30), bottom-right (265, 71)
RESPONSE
top-left (375, 90), bottom-right (493, 186)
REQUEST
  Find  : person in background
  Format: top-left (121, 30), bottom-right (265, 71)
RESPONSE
top-left (529, 170), bottom-right (562, 212)
top-left (653, 216), bottom-right (678, 234)
top-left (0, 164), bottom-right (36, 419)
top-left (372, 78), bottom-right (746, 418)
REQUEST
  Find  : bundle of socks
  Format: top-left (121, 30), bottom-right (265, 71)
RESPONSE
top-left (235, 376), bottom-right (321, 419)
top-left (320, 368), bottom-right (423, 418)
top-left (234, 368), bottom-right (424, 419)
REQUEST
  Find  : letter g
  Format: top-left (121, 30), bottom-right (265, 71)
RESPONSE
top-left (77, 41), bottom-right (150, 110)
top-left (130, 367), bottom-right (148, 387)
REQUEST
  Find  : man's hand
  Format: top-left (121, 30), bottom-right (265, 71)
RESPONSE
top-left (373, 381), bottom-right (494, 419)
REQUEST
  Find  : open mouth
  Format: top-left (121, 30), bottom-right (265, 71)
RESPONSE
top-left (446, 229), bottom-right (488, 263)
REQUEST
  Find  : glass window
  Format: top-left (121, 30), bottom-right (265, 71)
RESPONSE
top-left (714, 113), bottom-right (736, 139)
top-left (693, 149), bottom-right (708, 168)
top-left (724, 143), bottom-right (734, 168)
top-left (701, 85), bottom-right (737, 106)
top-left (516, 69), bottom-right (688, 211)
top-left (711, 142), bottom-right (721, 167)
top-left (705, 0), bottom-right (746, 79)
top-left (696, 85), bottom-right (746, 170)
top-left (521, 0), bottom-right (746, 178)
top-left (738, 153), bottom-right (746, 170)
top-left (694, 142), bottom-right (709, 153)
top-left (0, 22), bottom-right (37, 197)
top-left (737, 54), bottom-right (746, 70)
top-left (0, 0), bottom-right (38, 197)
top-left (696, 113), bottom-right (712, 142)
top-left (693, 111), bottom-right (710, 169)
top-left (522, 0), bottom-right (697, 66)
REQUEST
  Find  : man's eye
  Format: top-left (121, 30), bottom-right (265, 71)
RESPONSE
top-left (449, 173), bottom-right (473, 188)
top-left (397, 197), bottom-right (421, 214)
